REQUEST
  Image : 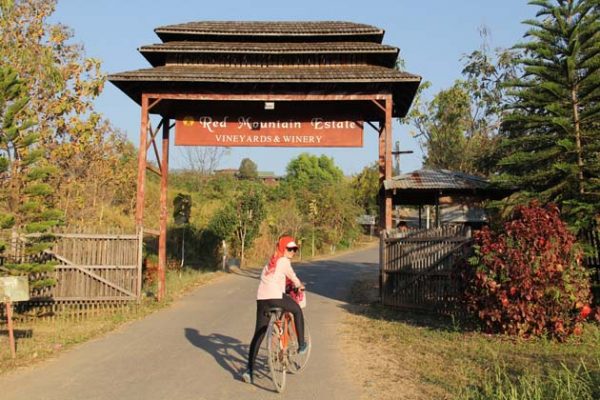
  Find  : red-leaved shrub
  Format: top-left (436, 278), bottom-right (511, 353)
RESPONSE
top-left (463, 202), bottom-right (591, 341)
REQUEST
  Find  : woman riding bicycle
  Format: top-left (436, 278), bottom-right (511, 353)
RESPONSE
top-left (242, 235), bottom-right (307, 384)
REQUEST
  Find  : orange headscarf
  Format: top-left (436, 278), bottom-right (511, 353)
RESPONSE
top-left (266, 236), bottom-right (296, 275)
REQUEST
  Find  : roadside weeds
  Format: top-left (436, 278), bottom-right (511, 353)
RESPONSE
top-left (0, 269), bottom-right (224, 375)
top-left (340, 277), bottom-right (600, 400)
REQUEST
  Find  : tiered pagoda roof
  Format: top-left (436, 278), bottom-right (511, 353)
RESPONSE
top-left (109, 21), bottom-right (421, 119)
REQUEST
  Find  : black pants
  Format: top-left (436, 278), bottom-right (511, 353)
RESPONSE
top-left (246, 294), bottom-right (305, 371)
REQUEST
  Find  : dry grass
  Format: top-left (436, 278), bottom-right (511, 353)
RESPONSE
top-left (0, 268), bottom-right (224, 375)
top-left (341, 277), bottom-right (600, 400)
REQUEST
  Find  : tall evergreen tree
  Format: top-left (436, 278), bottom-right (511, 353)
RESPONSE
top-left (0, 65), bottom-right (61, 291)
top-left (496, 0), bottom-right (600, 227)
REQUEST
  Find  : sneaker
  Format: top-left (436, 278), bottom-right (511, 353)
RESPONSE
top-left (241, 369), bottom-right (253, 384)
top-left (298, 342), bottom-right (308, 356)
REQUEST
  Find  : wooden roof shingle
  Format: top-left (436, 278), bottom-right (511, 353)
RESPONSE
top-left (139, 41), bottom-right (399, 68)
top-left (155, 21), bottom-right (384, 42)
top-left (108, 20), bottom-right (421, 118)
top-left (109, 65), bottom-right (418, 83)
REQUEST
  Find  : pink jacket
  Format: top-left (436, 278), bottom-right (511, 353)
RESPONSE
top-left (257, 256), bottom-right (301, 300)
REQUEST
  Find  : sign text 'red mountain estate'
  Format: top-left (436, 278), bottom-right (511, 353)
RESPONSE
top-left (175, 115), bottom-right (364, 147)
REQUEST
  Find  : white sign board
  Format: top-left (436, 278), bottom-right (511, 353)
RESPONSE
top-left (0, 276), bottom-right (30, 302)
top-left (357, 215), bottom-right (376, 225)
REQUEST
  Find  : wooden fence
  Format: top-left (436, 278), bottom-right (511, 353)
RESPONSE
top-left (1, 230), bottom-right (143, 318)
top-left (380, 225), bottom-right (472, 313)
top-left (579, 225), bottom-right (600, 284)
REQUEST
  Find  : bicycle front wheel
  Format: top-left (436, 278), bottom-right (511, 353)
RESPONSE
top-left (287, 319), bottom-right (311, 374)
top-left (266, 314), bottom-right (286, 392)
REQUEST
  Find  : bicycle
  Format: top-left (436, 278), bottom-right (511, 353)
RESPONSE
top-left (265, 305), bottom-right (311, 392)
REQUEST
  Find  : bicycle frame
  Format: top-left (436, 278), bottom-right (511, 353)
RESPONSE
top-left (273, 312), bottom-right (294, 354)
top-left (266, 308), bottom-right (310, 392)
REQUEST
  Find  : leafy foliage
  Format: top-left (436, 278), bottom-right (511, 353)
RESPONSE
top-left (0, 64), bottom-right (59, 290)
top-left (496, 0), bottom-right (600, 228)
top-left (463, 201), bottom-right (592, 340)
top-left (0, 0), bottom-right (137, 229)
top-left (405, 28), bottom-right (516, 175)
top-left (351, 163), bottom-right (380, 217)
top-left (238, 157), bottom-right (258, 180)
top-left (283, 153), bottom-right (343, 192)
top-left (208, 182), bottom-right (265, 267)
top-left (173, 193), bottom-right (191, 226)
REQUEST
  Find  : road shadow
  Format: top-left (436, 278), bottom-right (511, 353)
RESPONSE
top-left (184, 328), bottom-right (246, 378)
top-left (339, 274), bottom-right (477, 334)
top-left (183, 328), bottom-right (276, 392)
top-left (296, 260), bottom-right (379, 303)
top-left (227, 247), bottom-right (470, 334)
top-left (227, 267), bottom-right (261, 280)
top-left (342, 302), bottom-right (468, 333)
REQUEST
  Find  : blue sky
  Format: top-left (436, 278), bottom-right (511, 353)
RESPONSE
top-left (50, 0), bottom-right (534, 176)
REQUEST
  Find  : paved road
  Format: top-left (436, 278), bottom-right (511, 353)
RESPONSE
top-left (0, 245), bottom-right (379, 400)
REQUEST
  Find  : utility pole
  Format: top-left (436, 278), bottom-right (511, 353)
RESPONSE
top-left (392, 141), bottom-right (413, 176)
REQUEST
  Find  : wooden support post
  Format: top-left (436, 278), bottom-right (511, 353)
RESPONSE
top-left (435, 195), bottom-right (440, 228)
top-left (135, 95), bottom-right (149, 228)
top-left (379, 234), bottom-right (385, 304)
top-left (6, 302), bottom-right (16, 358)
top-left (157, 118), bottom-right (170, 301)
top-left (378, 121), bottom-right (385, 232)
top-left (384, 95), bottom-right (393, 231)
top-left (136, 226), bottom-right (143, 301)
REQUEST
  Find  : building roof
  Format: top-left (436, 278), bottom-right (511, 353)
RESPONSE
top-left (139, 41), bottom-right (400, 68)
top-left (108, 21), bottom-right (421, 119)
top-left (154, 21), bottom-right (385, 42)
top-left (383, 169), bottom-right (512, 205)
top-left (384, 169), bottom-right (490, 191)
top-left (110, 65), bottom-right (417, 84)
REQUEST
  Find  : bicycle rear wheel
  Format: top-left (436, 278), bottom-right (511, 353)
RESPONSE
top-left (287, 318), bottom-right (311, 374)
top-left (266, 314), bottom-right (286, 392)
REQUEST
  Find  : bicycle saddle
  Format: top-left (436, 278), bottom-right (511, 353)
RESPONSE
top-left (265, 307), bottom-right (284, 317)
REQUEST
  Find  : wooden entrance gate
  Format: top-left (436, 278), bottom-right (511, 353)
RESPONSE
top-left (4, 231), bottom-right (143, 303)
top-left (380, 225), bottom-right (472, 313)
top-left (108, 21), bottom-right (422, 300)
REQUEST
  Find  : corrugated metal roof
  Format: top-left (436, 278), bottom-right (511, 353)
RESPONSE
top-left (384, 169), bottom-right (490, 190)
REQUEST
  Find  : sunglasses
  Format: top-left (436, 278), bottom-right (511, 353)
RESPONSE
top-left (286, 247), bottom-right (299, 252)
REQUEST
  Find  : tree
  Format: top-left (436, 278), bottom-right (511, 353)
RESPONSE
top-left (461, 27), bottom-right (519, 174)
top-left (0, 65), bottom-right (60, 291)
top-left (351, 163), bottom-right (379, 216)
top-left (173, 193), bottom-right (191, 267)
top-left (238, 157), bottom-right (258, 180)
top-left (1, 0), bottom-right (137, 229)
top-left (406, 27), bottom-right (517, 175)
top-left (179, 146), bottom-right (230, 190)
top-left (283, 153), bottom-right (343, 191)
top-left (209, 182), bottom-right (265, 267)
top-left (496, 0), bottom-right (600, 227)
top-left (411, 82), bottom-right (472, 171)
top-left (313, 181), bottom-right (361, 252)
